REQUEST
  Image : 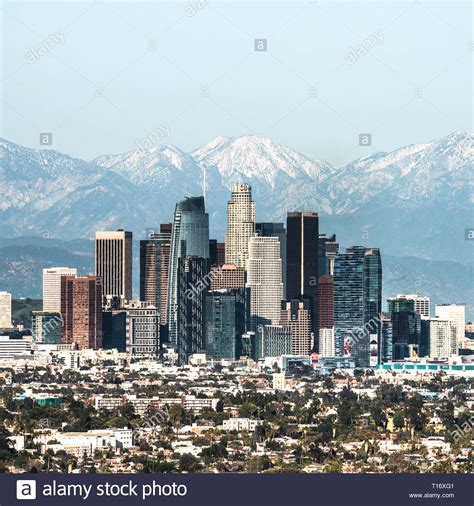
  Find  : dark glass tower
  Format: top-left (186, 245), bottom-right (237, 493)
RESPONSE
top-left (177, 256), bottom-right (209, 365)
top-left (387, 296), bottom-right (421, 360)
top-left (205, 288), bottom-right (248, 360)
top-left (333, 246), bottom-right (382, 367)
top-left (286, 212), bottom-right (319, 346)
top-left (168, 197), bottom-right (209, 345)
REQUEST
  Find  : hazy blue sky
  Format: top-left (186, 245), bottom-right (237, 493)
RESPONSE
top-left (1, 0), bottom-right (472, 165)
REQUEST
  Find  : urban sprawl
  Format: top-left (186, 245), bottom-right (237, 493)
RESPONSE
top-left (0, 184), bottom-right (472, 474)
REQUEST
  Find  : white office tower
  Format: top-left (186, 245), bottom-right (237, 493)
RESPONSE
top-left (435, 304), bottom-right (465, 349)
top-left (396, 293), bottom-right (430, 317)
top-left (0, 292), bottom-right (12, 328)
top-left (319, 327), bottom-right (335, 357)
top-left (429, 318), bottom-right (457, 359)
top-left (246, 236), bottom-right (283, 331)
top-left (43, 267), bottom-right (77, 311)
top-left (225, 183), bottom-right (256, 268)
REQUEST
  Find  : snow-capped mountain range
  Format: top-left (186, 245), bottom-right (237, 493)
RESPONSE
top-left (0, 131), bottom-right (472, 265)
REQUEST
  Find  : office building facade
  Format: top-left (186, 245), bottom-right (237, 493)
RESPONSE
top-left (43, 268), bottom-right (77, 312)
top-left (205, 288), bottom-right (248, 360)
top-left (167, 197), bottom-right (209, 345)
top-left (94, 230), bottom-right (133, 302)
top-left (225, 183), bottom-right (255, 268)
top-left (246, 236), bottom-right (283, 331)
top-left (60, 276), bottom-right (102, 349)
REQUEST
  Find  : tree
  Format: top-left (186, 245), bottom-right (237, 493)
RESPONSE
top-left (393, 411), bottom-right (405, 431)
top-left (179, 453), bottom-right (202, 473)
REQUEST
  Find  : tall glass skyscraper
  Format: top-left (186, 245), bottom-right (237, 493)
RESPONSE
top-left (167, 197), bottom-right (209, 345)
top-left (333, 246), bottom-right (382, 367)
top-left (205, 288), bottom-right (248, 360)
top-left (286, 212), bottom-right (319, 346)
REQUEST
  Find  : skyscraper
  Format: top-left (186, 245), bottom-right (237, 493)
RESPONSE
top-left (177, 256), bottom-right (209, 364)
top-left (318, 234), bottom-right (339, 276)
top-left (0, 292), bottom-right (12, 328)
top-left (333, 246), bottom-right (382, 367)
top-left (246, 235), bottom-right (283, 331)
top-left (167, 197), bottom-right (209, 345)
top-left (43, 267), bottom-right (77, 312)
top-left (256, 222), bottom-right (286, 298)
top-left (387, 296), bottom-right (421, 360)
top-left (318, 275), bottom-right (334, 357)
top-left (205, 288), bottom-right (248, 360)
top-left (280, 299), bottom-right (313, 355)
top-left (286, 212), bottom-right (319, 343)
top-left (60, 275), bottom-right (102, 349)
top-left (435, 304), bottom-right (465, 348)
top-left (139, 224), bottom-right (171, 317)
top-left (429, 318), bottom-right (457, 359)
top-left (364, 248), bottom-right (383, 365)
top-left (225, 183), bottom-right (255, 268)
top-left (94, 230), bottom-right (132, 302)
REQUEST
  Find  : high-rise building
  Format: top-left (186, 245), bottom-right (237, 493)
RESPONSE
top-left (318, 275), bottom-right (334, 357)
top-left (102, 301), bottom-right (160, 356)
top-left (0, 291), bottom-right (12, 328)
top-left (387, 297), bottom-right (421, 360)
top-left (381, 315), bottom-right (393, 362)
top-left (60, 276), bottom-right (102, 349)
top-left (364, 248), bottom-right (382, 365)
top-left (319, 328), bottom-right (335, 357)
top-left (125, 301), bottom-right (160, 357)
top-left (429, 318), bottom-right (457, 359)
top-left (256, 222), bottom-right (286, 297)
top-left (256, 325), bottom-right (291, 359)
top-left (280, 299), bottom-right (313, 355)
top-left (393, 294), bottom-right (430, 317)
top-left (32, 311), bottom-right (62, 344)
top-left (43, 268), bottom-right (77, 312)
top-left (209, 264), bottom-right (246, 290)
top-left (246, 236), bottom-right (283, 331)
top-left (318, 234), bottom-right (339, 276)
top-left (333, 246), bottom-right (382, 367)
top-left (225, 183), bottom-right (255, 268)
top-left (177, 256), bottom-right (209, 364)
top-left (94, 230), bottom-right (133, 302)
top-left (102, 308), bottom-right (127, 352)
top-left (286, 212), bottom-right (319, 342)
top-left (167, 197), bottom-right (209, 345)
top-left (205, 288), bottom-right (248, 360)
top-left (139, 224), bottom-right (171, 321)
top-left (435, 304), bottom-right (465, 348)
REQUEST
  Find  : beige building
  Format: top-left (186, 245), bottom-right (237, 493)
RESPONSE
top-left (225, 183), bottom-right (255, 268)
top-left (95, 230), bottom-right (133, 301)
top-left (0, 292), bottom-right (12, 328)
top-left (43, 267), bottom-right (77, 312)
